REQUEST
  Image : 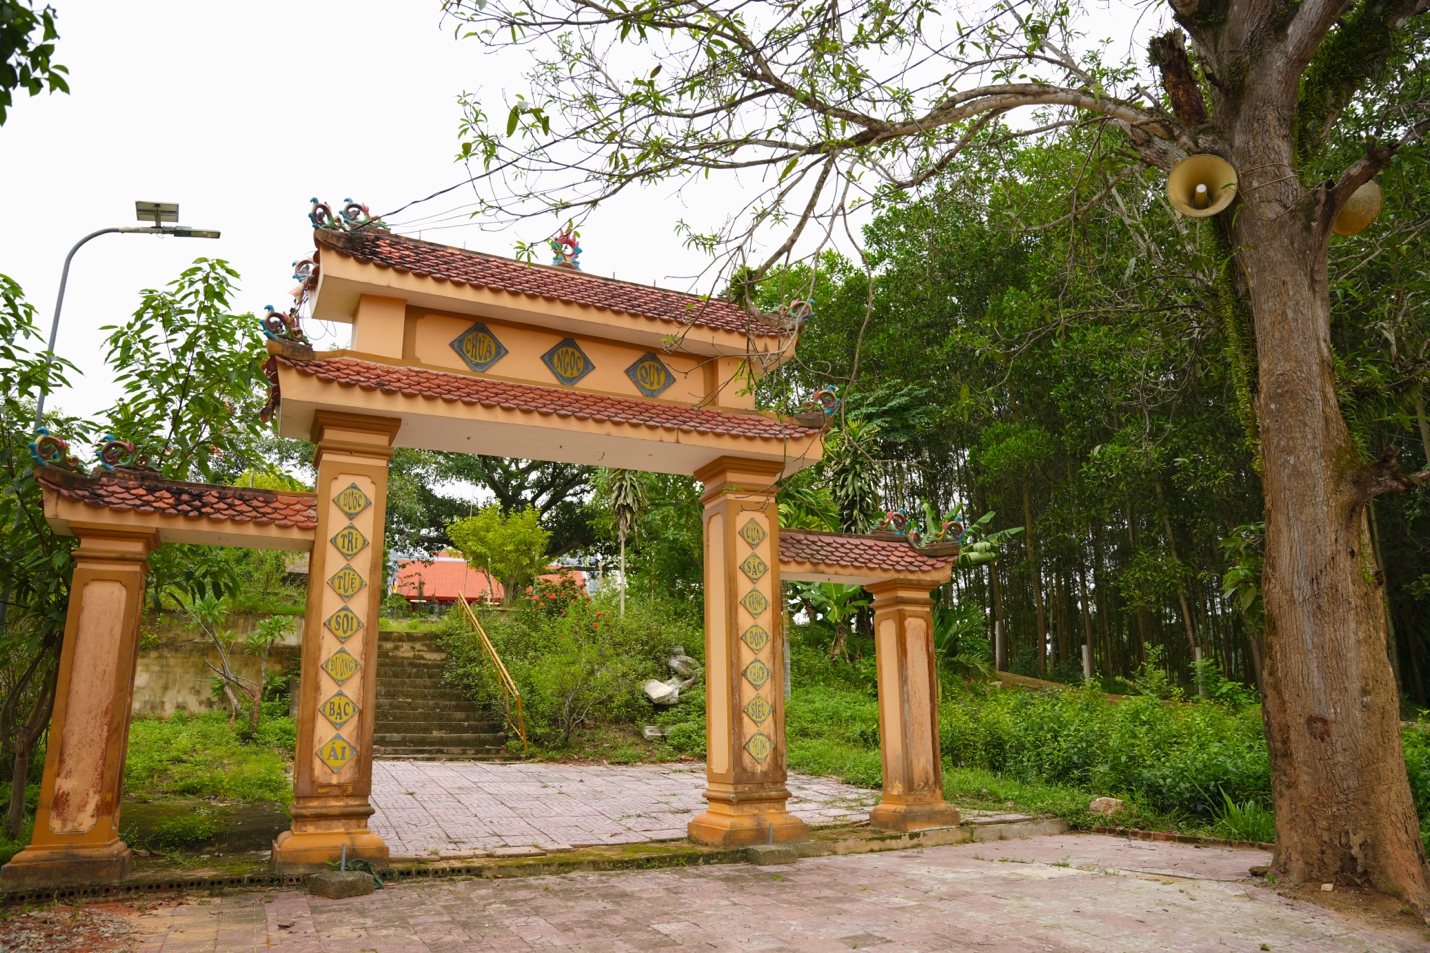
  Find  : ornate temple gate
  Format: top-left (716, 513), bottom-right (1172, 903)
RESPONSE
top-left (1, 220), bottom-right (960, 888)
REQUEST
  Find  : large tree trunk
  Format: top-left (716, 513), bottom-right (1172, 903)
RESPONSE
top-left (1233, 168), bottom-right (1430, 908)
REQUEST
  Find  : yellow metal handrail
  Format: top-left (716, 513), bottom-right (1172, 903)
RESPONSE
top-left (457, 591), bottom-right (528, 756)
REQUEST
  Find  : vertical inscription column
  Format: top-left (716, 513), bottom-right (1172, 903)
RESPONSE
top-left (867, 581), bottom-right (960, 832)
top-left (1, 526), bottom-right (157, 888)
top-left (272, 411), bottom-right (400, 874)
top-left (688, 456), bottom-right (807, 845)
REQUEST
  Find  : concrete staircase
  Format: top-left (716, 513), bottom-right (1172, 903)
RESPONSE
top-left (373, 629), bottom-right (508, 760)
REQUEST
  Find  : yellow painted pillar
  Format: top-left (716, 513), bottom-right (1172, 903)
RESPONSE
top-left (272, 411), bottom-right (400, 874)
top-left (688, 457), bottom-right (806, 845)
top-left (866, 581), bottom-right (960, 831)
top-left (1, 525), bottom-right (157, 888)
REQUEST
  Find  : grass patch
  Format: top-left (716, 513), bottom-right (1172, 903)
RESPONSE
top-left (124, 706), bottom-right (295, 805)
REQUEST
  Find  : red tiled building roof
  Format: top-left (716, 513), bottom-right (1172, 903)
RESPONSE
top-left (778, 530), bottom-right (955, 574)
top-left (317, 229), bottom-right (780, 338)
top-left (392, 556), bottom-right (588, 603)
top-left (276, 355), bottom-right (821, 442)
top-left (393, 557), bottom-right (502, 603)
top-left (36, 466), bottom-right (318, 528)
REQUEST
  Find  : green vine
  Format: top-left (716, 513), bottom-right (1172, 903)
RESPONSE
top-left (1210, 227), bottom-right (1263, 474)
top-left (1295, 0), bottom-right (1405, 164)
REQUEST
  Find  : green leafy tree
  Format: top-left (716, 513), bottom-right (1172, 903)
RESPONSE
top-left (0, 1), bottom-right (67, 125)
top-left (445, 0), bottom-right (1430, 903)
top-left (0, 274), bottom-right (78, 838)
top-left (0, 261), bottom-right (265, 837)
top-left (448, 505), bottom-right (552, 603)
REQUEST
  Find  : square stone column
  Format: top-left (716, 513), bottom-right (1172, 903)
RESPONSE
top-left (688, 456), bottom-right (806, 845)
top-left (272, 411), bottom-right (400, 874)
top-left (866, 580), bottom-right (960, 832)
top-left (1, 525), bottom-right (157, 889)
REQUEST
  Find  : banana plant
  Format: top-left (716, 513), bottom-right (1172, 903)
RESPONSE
top-left (952, 511), bottom-right (1024, 568)
top-left (792, 581), bottom-right (870, 661)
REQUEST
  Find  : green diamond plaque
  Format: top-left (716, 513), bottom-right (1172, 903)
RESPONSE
top-left (744, 731), bottom-right (774, 763)
top-left (741, 625), bottom-right (771, 653)
top-left (738, 518), bottom-right (767, 548)
top-left (743, 658), bottom-right (772, 689)
top-left (331, 524), bottom-right (368, 559)
top-left (740, 587), bottom-right (770, 617)
top-left (328, 564), bottom-right (365, 601)
top-left (321, 647), bottom-right (361, 685)
top-left (333, 483), bottom-right (371, 518)
top-left (325, 606), bottom-right (364, 641)
top-left (743, 695), bottom-right (772, 725)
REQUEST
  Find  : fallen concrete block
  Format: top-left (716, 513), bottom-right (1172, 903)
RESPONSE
top-left (308, 870), bottom-right (374, 899)
top-left (744, 844), bottom-right (799, 866)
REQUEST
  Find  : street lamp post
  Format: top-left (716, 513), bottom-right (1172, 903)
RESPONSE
top-left (32, 201), bottom-right (221, 428)
top-left (0, 203), bottom-right (220, 629)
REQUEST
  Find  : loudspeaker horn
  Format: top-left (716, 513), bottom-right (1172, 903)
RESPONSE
top-left (1333, 181), bottom-right (1383, 237)
top-left (1167, 154), bottom-right (1238, 218)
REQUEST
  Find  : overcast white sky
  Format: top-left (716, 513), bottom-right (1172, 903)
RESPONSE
top-left (0, 0), bottom-right (1156, 423)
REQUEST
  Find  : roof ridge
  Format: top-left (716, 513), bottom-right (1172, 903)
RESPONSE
top-left (318, 227), bottom-right (733, 305)
top-left (37, 465), bottom-right (315, 501)
top-left (312, 228), bottom-right (783, 338)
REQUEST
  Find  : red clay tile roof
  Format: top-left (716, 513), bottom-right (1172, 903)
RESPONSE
top-left (393, 557), bottom-right (588, 603)
top-left (276, 355), bottom-right (822, 442)
top-left (316, 229), bottom-right (781, 338)
top-left (394, 557), bottom-right (502, 603)
top-left (36, 466), bottom-right (318, 529)
top-left (778, 530), bottom-right (954, 574)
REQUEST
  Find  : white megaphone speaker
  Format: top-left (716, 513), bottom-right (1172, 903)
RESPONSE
top-left (1333, 181), bottom-right (1383, 237)
top-left (1167, 154), bottom-right (1238, 218)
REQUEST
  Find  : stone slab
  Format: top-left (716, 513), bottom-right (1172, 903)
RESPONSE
top-left (307, 870), bottom-right (375, 899)
top-left (109, 835), bottom-right (1426, 952)
top-left (744, 844), bottom-right (800, 865)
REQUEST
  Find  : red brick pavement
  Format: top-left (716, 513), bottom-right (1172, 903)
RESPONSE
top-left (370, 761), bottom-right (879, 859)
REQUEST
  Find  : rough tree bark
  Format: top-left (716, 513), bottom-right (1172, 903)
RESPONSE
top-left (1236, 190), bottom-right (1430, 905)
top-left (1180, 39), bottom-right (1430, 909)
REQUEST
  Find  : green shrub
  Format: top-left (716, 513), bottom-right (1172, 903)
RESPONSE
top-left (1212, 791), bottom-right (1276, 843)
top-left (444, 590), bottom-right (702, 749)
top-left (0, 816), bottom-right (33, 866)
top-left (939, 682), bottom-right (1270, 818)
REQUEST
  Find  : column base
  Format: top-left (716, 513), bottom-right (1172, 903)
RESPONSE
top-left (869, 800), bottom-right (962, 832)
top-left (0, 839), bottom-right (132, 889)
top-left (688, 805), bottom-right (808, 846)
top-left (271, 829), bottom-right (389, 876)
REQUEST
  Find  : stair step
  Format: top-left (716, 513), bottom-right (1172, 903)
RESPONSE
top-left (373, 731), bottom-right (507, 745)
top-left (374, 677), bottom-right (452, 689)
top-left (378, 631), bottom-right (447, 644)
top-left (371, 712), bottom-right (500, 726)
top-left (375, 688), bottom-right (470, 700)
top-left (374, 750), bottom-right (511, 761)
top-left (375, 666), bottom-right (451, 678)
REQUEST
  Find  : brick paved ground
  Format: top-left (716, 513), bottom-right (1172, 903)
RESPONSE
top-left (121, 834), bottom-right (1425, 952)
top-left (370, 761), bottom-right (880, 858)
